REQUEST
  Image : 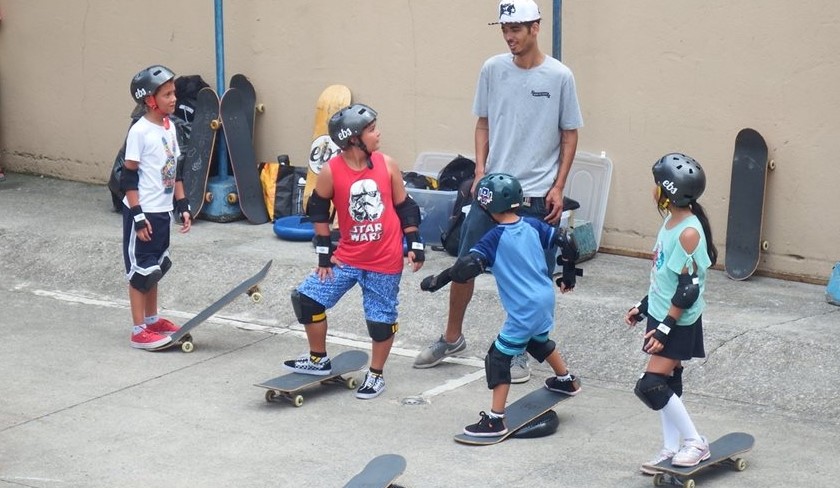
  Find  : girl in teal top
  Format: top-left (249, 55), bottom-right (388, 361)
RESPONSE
top-left (624, 153), bottom-right (718, 472)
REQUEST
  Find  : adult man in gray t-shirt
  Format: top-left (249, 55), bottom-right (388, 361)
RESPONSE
top-left (414, 0), bottom-right (584, 381)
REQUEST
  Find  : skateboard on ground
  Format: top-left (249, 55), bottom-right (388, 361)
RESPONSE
top-left (343, 454), bottom-right (407, 488)
top-left (220, 87), bottom-right (271, 224)
top-left (151, 260), bottom-right (272, 353)
top-left (453, 386), bottom-right (578, 445)
top-left (649, 432), bottom-right (755, 488)
top-left (229, 74), bottom-right (264, 141)
top-left (725, 128), bottom-right (774, 280)
top-left (256, 350), bottom-right (368, 407)
top-left (302, 85), bottom-right (351, 213)
top-left (182, 87), bottom-right (220, 218)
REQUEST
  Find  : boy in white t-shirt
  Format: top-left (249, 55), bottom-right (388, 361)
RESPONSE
top-left (120, 65), bottom-right (192, 349)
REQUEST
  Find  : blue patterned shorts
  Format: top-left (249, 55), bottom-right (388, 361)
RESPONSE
top-left (297, 264), bottom-right (402, 324)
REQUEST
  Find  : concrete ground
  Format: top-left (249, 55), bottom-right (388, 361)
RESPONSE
top-left (1, 173), bottom-right (838, 487)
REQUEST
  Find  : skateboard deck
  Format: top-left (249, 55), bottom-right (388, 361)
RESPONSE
top-left (725, 128), bottom-right (772, 280)
top-left (343, 454), bottom-right (407, 488)
top-left (256, 350), bottom-right (368, 407)
top-left (302, 85), bottom-right (351, 213)
top-left (649, 432), bottom-right (754, 488)
top-left (152, 260), bottom-right (272, 352)
top-left (229, 74), bottom-right (261, 141)
top-left (220, 87), bottom-right (271, 224)
top-left (182, 87), bottom-right (220, 219)
top-left (453, 386), bottom-right (577, 445)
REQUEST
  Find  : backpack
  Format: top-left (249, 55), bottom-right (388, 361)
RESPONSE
top-left (440, 176), bottom-right (474, 256)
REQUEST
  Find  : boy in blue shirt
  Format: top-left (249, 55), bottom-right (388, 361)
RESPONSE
top-left (421, 173), bottom-right (581, 436)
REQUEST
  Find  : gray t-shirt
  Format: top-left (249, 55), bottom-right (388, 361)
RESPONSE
top-left (473, 54), bottom-right (583, 197)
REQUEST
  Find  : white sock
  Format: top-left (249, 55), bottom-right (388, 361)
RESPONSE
top-left (144, 315), bottom-right (159, 325)
top-left (661, 395), bottom-right (701, 442)
top-left (489, 410), bottom-right (505, 418)
top-left (659, 410), bottom-right (681, 453)
top-left (132, 324), bottom-right (146, 335)
top-left (556, 372), bottom-right (572, 381)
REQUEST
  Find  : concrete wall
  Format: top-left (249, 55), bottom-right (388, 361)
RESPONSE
top-left (1, 0), bottom-right (837, 282)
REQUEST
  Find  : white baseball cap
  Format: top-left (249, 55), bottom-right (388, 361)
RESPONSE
top-left (490, 0), bottom-right (541, 25)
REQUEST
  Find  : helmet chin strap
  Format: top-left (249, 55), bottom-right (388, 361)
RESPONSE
top-left (350, 139), bottom-right (373, 169)
top-left (145, 97), bottom-right (170, 130)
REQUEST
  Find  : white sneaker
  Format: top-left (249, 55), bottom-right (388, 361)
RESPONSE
top-left (672, 437), bottom-right (710, 467)
top-left (640, 448), bottom-right (676, 475)
top-left (510, 353), bottom-right (531, 384)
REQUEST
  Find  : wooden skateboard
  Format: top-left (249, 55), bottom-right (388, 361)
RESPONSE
top-left (229, 74), bottom-right (264, 141)
top-left (151, 260), bottom-right (272, 353)
top-left (453, 385), bottom-right (578, 445)
top-left (302, 85), bottom-right (351, 213)
top-left (649, 432), bottom-right (755, 488)
top-left (220, 87), bottom-right (271, 224)
top-left (182, 87), bottom-right (220, 219)
top-left (725, 128), bottom-right (774, 280)
top-left (343, 454), bottom-right (407, 488)
top-left (256, 350), bottom-right (368, 407)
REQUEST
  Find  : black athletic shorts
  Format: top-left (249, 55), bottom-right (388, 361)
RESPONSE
top-left (644, 315), bottom-right (705, 361)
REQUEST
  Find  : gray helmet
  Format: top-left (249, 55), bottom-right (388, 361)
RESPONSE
top-left (652, 153), bottom-right (706, 207)
top-left (130, 65), bottom-right (176, 104)
top-left (328, 104), bottom-right (377, 150)
top-left (476, 173), bottom-right (523, 213)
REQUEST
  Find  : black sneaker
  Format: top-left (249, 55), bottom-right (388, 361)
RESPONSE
top-left (356, 371), bottom-right (385, 399)
top-left (544, 374), bottom-right (581, 395)
top-left (463, 411), bottom-right (508, 437)
top-left (283, 354), bottom-right (332, 376)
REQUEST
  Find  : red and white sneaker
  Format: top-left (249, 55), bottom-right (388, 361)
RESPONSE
top-left (131, 327), bottom-right (172, 349)
top-left (146, 318), bottom-right (180, 336)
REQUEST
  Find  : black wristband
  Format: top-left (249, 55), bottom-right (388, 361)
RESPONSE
top-left (631, 295), bottom-right (649, 322)
top-left (130, 205), bottom-right (147, 232)
top-left (652, 315), bottom-right (677, 345)
top-left (175, 198), bottom-right (191, 218)
top-left (405, 231), bottom-right (425, 262)
top-left (314, 235), bottom-right (334, 268)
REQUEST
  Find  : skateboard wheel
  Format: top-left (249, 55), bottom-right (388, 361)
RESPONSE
top-left (209, 119), bottom-right (221, 130)
top-left (226, 192), bottom-right (238, 205)
top-left (684, 479), bottom-right (695, 488)
top-left (734, 457), bottom-right (747, 471)
top-left (652, 473), bottom-right (665, 487)
top-left (346, 377), bottom-right (357, 389)
top-left (256, 103), bottom-right (265, 113)
top-left (761, 240), bottom-right (769, 251)
top-left (293, 395), bottom-right (304, 407)
top-left (250, 292), bottom-right (262, 304)
top-left (205, 192), bottom-right (214, 203)
top-left (265, 390), bottom-right (279, 403)
top-left (768, 159), bottom-right (776, 170)
top-left (181, 341), bottom-right (194, 353)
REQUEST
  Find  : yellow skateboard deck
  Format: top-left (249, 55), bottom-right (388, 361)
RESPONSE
top-left (303, 85), bottom-right (351, 214)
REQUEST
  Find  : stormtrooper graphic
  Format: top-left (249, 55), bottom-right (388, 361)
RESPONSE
top-left (348, 178), bottom-right (385, 243)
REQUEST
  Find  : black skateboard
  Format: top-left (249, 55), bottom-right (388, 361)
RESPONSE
top-left (256, 350), bottom-right (368, 407)
top-left (725, 128), bottom-right (774, 280)
top-left (182, 87), bottom-right (220, 219)
top-left (343, 454), bottom-right (406, 488)
top-left (220, 87), bottom-right (270, 224)
top-left (151, 260), bottom-right (272, 352)
top-left (649, 432), bottom-right (755, 488)
top-left (453, 385), bottom-right (578, 445)
top-left (229, 74), bottom-right (263, 141)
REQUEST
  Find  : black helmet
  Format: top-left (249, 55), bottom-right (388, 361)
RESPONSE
top-left (328, 104), bottom-right (377, 150)
top-left (652, 153), bottom-right (706, 207)
top-left (475, 173), bottom-right (523, 213)
top-left (130, 65), bottom-right (176, 104)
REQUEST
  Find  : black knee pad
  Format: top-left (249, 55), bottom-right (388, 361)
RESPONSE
top-left (129, 268), bottom-right (162, 292)
top-left (667, 366), bottom-right (684, 397)
top-left (526, 338), bottom-right (556, 363)
top-left (634, 372), bottom-right (674, 411)
top-left (485, 343), bottom-right (513, 389)
top-left (290, 290), bottom-right (326, 324)
top-left (159, 256), bottom-right (172, 277)
top-left (367, 320), bottom-right (398, 342)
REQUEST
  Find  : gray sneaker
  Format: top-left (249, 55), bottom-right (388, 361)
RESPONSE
top-left (510, 353), bottom-right (531, 383)
top-left (413, 335), bottom-right (466, 368)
